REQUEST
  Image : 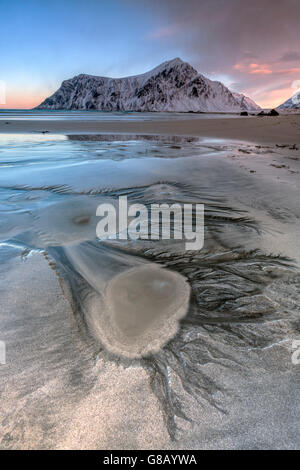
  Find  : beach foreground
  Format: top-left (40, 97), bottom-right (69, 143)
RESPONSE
top-left (0, 115), bottom-right (299, 449)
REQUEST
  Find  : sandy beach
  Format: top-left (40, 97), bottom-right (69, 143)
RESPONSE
top-left (1, 114), bottom-right (300, 144)
top-left (0, 114), bottom-right (299, 450)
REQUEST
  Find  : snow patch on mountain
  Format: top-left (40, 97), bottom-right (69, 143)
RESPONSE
top-left (232, 92), bottom-right (261, 111)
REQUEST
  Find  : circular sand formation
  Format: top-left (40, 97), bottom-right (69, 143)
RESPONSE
top-left (96, 265), bottom-right (190, 358)
top-left (33, 197), bottom-right (108, 247)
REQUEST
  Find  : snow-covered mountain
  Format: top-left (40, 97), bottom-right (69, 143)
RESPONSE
top-left (278, 90), bottom-right (300, 110)
top-left (36, 58), bottom-right (260, 112)
top-left (232, 92), bottom-right (261, 111)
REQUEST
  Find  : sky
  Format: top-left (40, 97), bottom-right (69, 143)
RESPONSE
top-left (1, 0), bottom-right (300, 109)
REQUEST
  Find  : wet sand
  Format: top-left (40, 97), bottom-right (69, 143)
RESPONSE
top-left (1, 249), bottom-right (298, 449)
top-left (0, 252), bottom-right (171, 450)
top-left (0, 117), bottom-right (299, 449)
top-left (1, 114), bottom-right (300, 144)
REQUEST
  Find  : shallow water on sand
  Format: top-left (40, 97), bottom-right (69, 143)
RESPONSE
top-left (0, 133), bottom-right (299, 448)
top-left (0, 110), bottom-right (243, 121)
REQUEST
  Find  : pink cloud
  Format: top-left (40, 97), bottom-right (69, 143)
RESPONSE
top-left (234, 62), bottom-right (273, 75)
top-left (250, 68), bottom-right (272, 75)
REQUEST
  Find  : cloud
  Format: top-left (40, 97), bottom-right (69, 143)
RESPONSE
top-left (279, 51), bottom-right (300, 62)
top-left (241, 52), bottom-right (259, 60)
top-left (234, 62), bottom-right (273, 75)
top-left (142, 0), bottom-right (300, 107)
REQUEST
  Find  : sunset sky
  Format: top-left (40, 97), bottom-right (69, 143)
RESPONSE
top-left (1, 0), bottom-right (300, 109)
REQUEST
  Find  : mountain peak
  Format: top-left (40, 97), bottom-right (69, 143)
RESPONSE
top-left (137, 57), bottom-right (197, 82)
top-left (160, 57), bottom-right (185, 66)
top-left (70, 58), bottom-right (191, 83)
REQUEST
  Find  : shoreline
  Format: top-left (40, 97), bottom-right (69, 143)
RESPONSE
top-left (1, 114), bottom-right (300, 144)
